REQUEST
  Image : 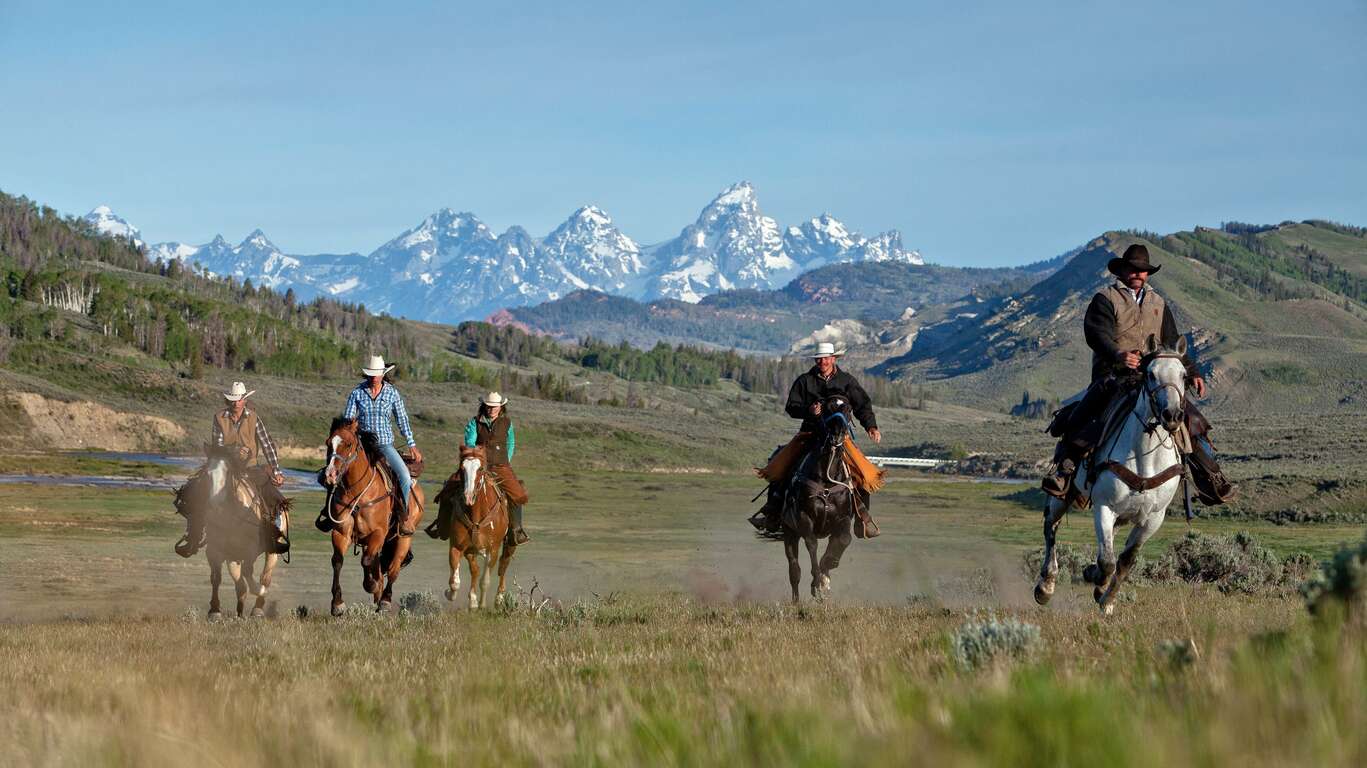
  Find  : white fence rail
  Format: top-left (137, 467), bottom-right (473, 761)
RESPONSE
top-left (866, 456), bottom-right (947, 468)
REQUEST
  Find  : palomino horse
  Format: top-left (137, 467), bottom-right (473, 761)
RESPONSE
top-left (322, 417), bottom-right (424, 615)
top-left (1035, 335), bottom-right (1189, 615)
top-left (783, 395), bottom-right (859, 603)
top-left (181, 444), bottom-right (286, 619)
top-left (439, 445), bottom-right (518, 609)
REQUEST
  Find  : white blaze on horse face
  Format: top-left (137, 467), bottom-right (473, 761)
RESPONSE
top-left (325, 435), bottom-right (342, 481)
top-left (206, 458), bottom-right (227, 503)
top-left (462, 457), bottom-right (481, 506)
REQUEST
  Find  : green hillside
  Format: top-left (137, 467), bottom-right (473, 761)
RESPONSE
top-left (876, 223), bottom-right (1367, 413)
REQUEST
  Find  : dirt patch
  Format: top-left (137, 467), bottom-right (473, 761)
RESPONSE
top-left (5, 392), bottom-right (186, 451)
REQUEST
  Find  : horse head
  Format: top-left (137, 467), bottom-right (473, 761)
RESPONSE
top-left (324, 417), bottom-right (362, 486)
top-left (819, 394), bottom-right (853, 447)
top-left (1142, 333), bottom-right (1189, 432)
top-left (459, 445), bottom-right (487, 510)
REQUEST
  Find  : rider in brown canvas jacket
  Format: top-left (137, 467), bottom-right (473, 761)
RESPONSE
top-left (1042, 244), bottom-right (1236, 504)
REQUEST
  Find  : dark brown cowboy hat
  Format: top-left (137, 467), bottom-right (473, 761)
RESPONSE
top-left (1107, 243), bottom-right (1160, 277)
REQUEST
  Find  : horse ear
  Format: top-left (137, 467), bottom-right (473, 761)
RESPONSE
top-left (1144, 333), bottom-right (1159, 355)
top-left (1175, 335), bottom-right (1188, 355)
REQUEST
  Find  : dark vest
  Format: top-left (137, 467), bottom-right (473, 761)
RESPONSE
top-left (474, 414), bottom-right (512, 466)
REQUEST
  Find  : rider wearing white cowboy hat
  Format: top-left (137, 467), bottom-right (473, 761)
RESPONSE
top-left (175, 381), bottom-right (289, 557)
top-left (330, 354), bottom-right (424, 535)
top-left (748, 341), bottom-right (883, 536)
top-left (429, 391), bottom-right (531, 544)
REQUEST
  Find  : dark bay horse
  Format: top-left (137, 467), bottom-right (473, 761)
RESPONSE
top-left (322, 417), bottom-right (424, 614)
top-left (177, 444), bottom-right (286, 618)
top-left (438, 445), bottom-right (518, 609)
top-left (783, 395), bottom-right (858, 603)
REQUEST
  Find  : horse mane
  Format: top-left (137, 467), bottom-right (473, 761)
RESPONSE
top-left (460, 445), bottom-right (487, 461)
top-left (329, 416), bottom-right (357, 434)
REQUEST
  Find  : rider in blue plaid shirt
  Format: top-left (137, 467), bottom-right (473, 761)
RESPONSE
top-left (338, 355), bottom-right (424, 534)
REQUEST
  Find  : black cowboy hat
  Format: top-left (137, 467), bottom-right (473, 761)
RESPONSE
top-left (1107, 243), bottom-right (1160, 277)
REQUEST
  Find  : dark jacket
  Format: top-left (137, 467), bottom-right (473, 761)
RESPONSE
top-left (466, 412), bottom-right (513, 466)
top-left (1083, 290), bottom-right (1195, 382)
top-left (785, 366), bottom-right (877, 434)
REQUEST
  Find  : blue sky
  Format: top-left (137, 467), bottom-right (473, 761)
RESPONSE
top-left (1, 0), bottom-right (1363, 266)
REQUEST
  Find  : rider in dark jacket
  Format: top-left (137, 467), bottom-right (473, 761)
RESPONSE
top-left (750, 342), bottom-right (882, 535)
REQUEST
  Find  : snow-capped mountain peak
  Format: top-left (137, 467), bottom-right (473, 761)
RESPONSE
top-left (82, 206), bottom-right (143, 247)
top-left (104, 181), bottom-right (924, 317)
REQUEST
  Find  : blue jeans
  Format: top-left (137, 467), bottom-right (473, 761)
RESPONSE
top-left (375, 442), bottom-right (413, 509)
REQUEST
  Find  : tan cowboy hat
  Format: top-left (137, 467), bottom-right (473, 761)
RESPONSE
top-left (1107, 243), bottom-right (1161, 277)
top-left (361, 354), bottom-right (396, 377)
top-left (481, 391), bottom-right (509, 407)
top-left (809, 341), bottom-right (845, 358)
top-left (223, 381), bottom-right (256, 402)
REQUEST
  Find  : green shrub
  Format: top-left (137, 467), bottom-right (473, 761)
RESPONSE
top-left (1301, 534), bottom-right (1367, 618)
top-left (952, 614), bottom-right (1040, 671)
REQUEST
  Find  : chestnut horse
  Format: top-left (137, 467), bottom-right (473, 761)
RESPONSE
top-left (322, 417), bottom-right (424, 614)
top-left (439, 445), bottom-right (518, 609)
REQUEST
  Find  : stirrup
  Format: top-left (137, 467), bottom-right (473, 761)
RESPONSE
top-left (174, 535), bottom-right (197, 558)
top-left (513, 528), bottom-right (530, 545)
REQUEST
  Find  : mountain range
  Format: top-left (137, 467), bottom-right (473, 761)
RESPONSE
top-left (83, 182), bottom-right (922, 322)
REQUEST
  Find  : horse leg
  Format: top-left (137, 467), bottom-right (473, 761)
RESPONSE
top-left (330, 532), bottom-right (347, 616)
top-left (227, 560), bottom-right (247, 618)
top-left (479, 548), bottom-right (496, 608)
top-left (362, 535), bottom-right (385, 609)
top-left (466, 551), bottom-right (482, 610)
top-left (495, 541), bottom-right (516, 604)
top-left (1100, 515), bottom-right (1161, 615)
top-left (240, 557), bottom-right (265, 619)
top-left (1084, 503), bottom-right (1119, 610)
top-left (1034, 496), bottom-right (1068, 606)
top-left (784, 532), bottom-right (801, 604)
top-left (816, 521), bottom-right (854, 597)
top-left (806, 534), bottom-right (823, 600)
top-left (446, 542), bottom-right (464, 601)
top-left (208, 553), bottom-right (224, 620)
top-left (253, 552), bottom-right (277, 618)
top-left (380, 537), bottom-right (411, 612)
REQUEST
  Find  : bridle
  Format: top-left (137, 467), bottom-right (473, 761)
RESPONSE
top-left (1140, 352), bottom-right (1187, 436)
top-left (323, 430), bottom-right (382, 526)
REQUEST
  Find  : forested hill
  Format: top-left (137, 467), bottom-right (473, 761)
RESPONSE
top-left (0, 190), bottom-right (420, 381)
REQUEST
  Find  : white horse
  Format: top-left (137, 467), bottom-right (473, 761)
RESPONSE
top-left (198, 445), bottom-right (284, 619)
top-left (1034, 335), bottom-right (1190, 615)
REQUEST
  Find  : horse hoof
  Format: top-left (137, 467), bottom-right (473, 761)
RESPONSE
top-left (250, 607), bottom-right (265, 619)
top-left (1033, 582), bottom-right (1054, 606)
top-left (1101, 602), bottom-right (1116, 616)
top-left (444, 588), bottom-right (456, 602)
top-left (1082, 564), bottom-right (1100, 585)
top-left (378, 600), bottom-right (393, 613)
top-left (207, 610), bottom-right (223, 621)
top-left (331, 602), bottom-right (346, 617)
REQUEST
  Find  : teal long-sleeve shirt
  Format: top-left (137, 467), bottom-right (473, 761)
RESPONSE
top-left (464, 418), bottom-right (515, 460)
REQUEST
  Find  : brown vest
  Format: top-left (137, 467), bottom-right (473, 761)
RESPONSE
top-left (215, 409), bottom-right (259, 464)
top-left (474, 414), bottom-right (512, 466)
top-left (1092, 282), bottom-right (1166, 378)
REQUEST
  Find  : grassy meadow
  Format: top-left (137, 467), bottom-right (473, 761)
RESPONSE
top-left (0, 452), bottom-right (1364, 765)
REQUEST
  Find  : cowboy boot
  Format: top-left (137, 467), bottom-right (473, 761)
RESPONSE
top-left (1188, 438), bottom-right (1238, 505)
top-left (854, 489), bottom-right (880, 539)
top-left (175, 512), bottom-right (205, 558)
top-left (1042, 442), bottom-right (1085, 498)
top-left (425, 504), bottom-right (450, 540)
top-left (509, 503), bottom-right (530, 544)
top-left (749, 483), bottom-right (785, 532)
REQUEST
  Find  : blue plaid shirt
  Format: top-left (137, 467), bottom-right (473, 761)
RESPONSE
top-left (342, 382), bottom-right (416, 448)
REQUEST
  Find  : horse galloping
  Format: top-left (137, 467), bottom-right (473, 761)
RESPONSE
top-left (439, 445), bottom-right (518, 609)
top-left (783, 395), bottom-right (861, 603)
top-left (322, 417), bottom-right (424, 615)
top-left (1035, 335), bottom-right (1190, 615)
top-left (178, 444), bottom-right (287, 619)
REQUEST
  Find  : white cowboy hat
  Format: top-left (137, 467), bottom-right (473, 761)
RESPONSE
top-left (482, 391), bottom-right (509, 407)
top-left (361, 354), bottom-right (396, 377)
top-left (809, 342), bottom-right (845, 358)
top-left (223, 381), bottom-right (256, 401)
